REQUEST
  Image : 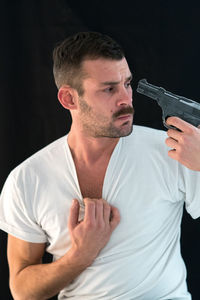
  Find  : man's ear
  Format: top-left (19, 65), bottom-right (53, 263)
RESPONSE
top-left (57, 86), bottom-right (77, 110)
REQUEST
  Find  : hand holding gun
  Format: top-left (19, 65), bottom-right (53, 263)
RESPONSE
top-left (137, 79), bottom-right (200, 131)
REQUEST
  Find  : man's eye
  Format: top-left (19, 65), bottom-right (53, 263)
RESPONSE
top-left (103, 87), bottom-right (114, 93)
top-left (125, 82), bottom-right (132, 88)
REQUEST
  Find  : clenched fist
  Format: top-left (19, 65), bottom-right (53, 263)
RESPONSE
top-left (68, 198), bottom-right (120, 266)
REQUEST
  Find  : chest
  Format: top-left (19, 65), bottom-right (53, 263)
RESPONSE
top-left (75, 161), bottom-right (108, 199)
top-left (39, 162), bottom-right (182, 258)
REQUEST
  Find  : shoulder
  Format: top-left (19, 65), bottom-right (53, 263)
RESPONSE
top-left (10, 135), bottom-right (68, 181)
top-left (123, 125), bottom-right (167, 147)
top-left (133, 124), bottom-right (167, 138)
top-left (119, 125), bottom-right (171, 166)
top-left (118, 125), bottom-right (179, 180)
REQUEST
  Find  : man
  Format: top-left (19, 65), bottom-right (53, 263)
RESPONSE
top-left (0, 31), bottom-right (200, 300)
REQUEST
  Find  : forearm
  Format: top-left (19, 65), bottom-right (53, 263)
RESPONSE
top-left (9, 199), bottom-right (120, 300)
top-left (11, 248), bottom-right (92, 300)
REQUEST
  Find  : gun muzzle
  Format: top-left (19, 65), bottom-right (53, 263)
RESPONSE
top-left (137, 79), bottom-right (165, 102)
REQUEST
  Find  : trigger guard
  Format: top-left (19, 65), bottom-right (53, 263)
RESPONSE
top-left (163, 117), bottom-right (181, 132)
top-left (163, 116), bottom-right (181, 131)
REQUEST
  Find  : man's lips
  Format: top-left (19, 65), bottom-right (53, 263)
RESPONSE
top-left (117, 114), bottom-right (132, 119)
top-left (116, 114), bottom-right (133, 121)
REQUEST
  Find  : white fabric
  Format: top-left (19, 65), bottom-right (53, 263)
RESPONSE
top-left (1, 125), bottom-right (200, 300)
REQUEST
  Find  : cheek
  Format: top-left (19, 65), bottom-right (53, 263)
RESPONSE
top-left (94, 107), bottom-right (112, 123)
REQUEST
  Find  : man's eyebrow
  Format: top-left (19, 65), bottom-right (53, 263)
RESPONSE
top-left (100, 74), bottom-right (133, 86)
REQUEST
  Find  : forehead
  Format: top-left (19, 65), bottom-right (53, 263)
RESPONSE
top-left (82, 57), bottom-right (131, 84)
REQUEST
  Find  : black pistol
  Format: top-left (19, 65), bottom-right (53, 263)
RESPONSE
top-left (137, 79), bottom-right (200, 130)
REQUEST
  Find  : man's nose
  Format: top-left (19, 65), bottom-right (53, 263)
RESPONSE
top-left (117, 87), bottom-right (132, 106)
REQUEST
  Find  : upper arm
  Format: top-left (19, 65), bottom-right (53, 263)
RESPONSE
top-left (7, 234), bottom-right (46, 279)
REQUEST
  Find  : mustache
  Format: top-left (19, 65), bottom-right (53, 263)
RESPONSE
top-left (113, 106), bottom-right (134, 118)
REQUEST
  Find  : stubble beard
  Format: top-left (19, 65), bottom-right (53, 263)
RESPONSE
top-left (78, 97), bottom-right (134, 138)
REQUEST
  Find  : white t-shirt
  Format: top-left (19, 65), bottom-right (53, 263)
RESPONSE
top-left (1, 125), bottom-right (200, 300)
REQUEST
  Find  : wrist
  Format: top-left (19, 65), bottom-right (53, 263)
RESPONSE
top-left (65, 246), bottom-right (95, 270)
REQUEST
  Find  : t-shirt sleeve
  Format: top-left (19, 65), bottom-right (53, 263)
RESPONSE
top-left (0, 170), bottom-right (47, 243)
top-left (179, 163), bottom-right (200, 219)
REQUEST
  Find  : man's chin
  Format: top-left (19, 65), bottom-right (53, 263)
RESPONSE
top-left (119, 125), bottom-right (133, 137)
top-left (106, 124), bottom-right (133, 138)
top-left (90, 122), bottom-right (133, 138)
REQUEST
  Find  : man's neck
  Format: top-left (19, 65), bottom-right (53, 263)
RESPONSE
top-left (67, 130), bottom-right (119, 165)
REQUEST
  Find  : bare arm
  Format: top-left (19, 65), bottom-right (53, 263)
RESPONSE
top-left (8, 198), bottom-right (120, 300)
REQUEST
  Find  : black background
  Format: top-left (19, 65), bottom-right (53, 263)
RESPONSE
top-left (0, 1), bottom-right (200, 299)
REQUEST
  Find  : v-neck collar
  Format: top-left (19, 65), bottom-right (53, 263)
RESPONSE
top-left (64, 136), bottom-right (122, 205)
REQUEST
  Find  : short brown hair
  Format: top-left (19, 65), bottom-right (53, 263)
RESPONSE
top-left (53, 31), bottom-right (125, 95)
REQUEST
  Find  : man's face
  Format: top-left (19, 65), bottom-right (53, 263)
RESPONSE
top-left (76, 57), bottom-right (134, 138)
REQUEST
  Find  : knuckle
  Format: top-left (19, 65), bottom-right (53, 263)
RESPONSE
top-left (83, 198), bottom-right (90, 205)
top-left (104, 202), bottom-right (111, 211)
top-left (179, 135), bottom-right (185, 144)
top-left (83, 197), bottom-right (90, 201)
top-left (165, 137), bottom-right (170, 145)
top-left (97, 221), bottom-right (105, 231)
top-left (179, 134), bottom-right (188, 145)
top-left (96, 199), bottom-right (103, 205)
top-left (86, 200), bottom-right (95, 209)
top-left (85, 219), bottom-right (95, 230)
top-left (89, 201), bottom-right (96, 208)
top-left (167, 129), bottom-right (173, 136)
top-left (95, 200), bottom-right (103, 211)
top-left (187, 126), bottom-right (195, 135)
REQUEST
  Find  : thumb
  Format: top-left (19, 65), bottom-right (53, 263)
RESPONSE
top-left (110, 206), bottom-right (120, 232)
top-left (68, 199), bottom-right (80, 231)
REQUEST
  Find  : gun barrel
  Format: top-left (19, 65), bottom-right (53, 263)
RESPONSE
top-left (137, 79), bottom-right (165, 102)
top-left (136, 78), bottom-right (200, 129)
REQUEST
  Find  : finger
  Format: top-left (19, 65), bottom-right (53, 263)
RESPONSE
top-left (167, 128), bottom-right (182, 141)
top-left (84, 198), bottom-right (95, 224)
top-left (103, 201), bottom-right (111, 224)
top-left (168, 149), bottom-right (178, 161)
top-left (109, 206), bottom-right (120, 231)
top-left (68, 199), bottom-right (80, 231)
top-left (165, 137), bottom-right (179, 149)
top-left (95, 199), bottom-right (104, 223)
top-left (166, 116), bottom-right (194, 132)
